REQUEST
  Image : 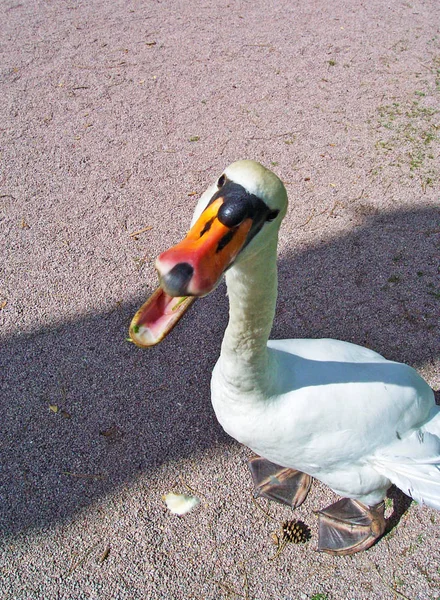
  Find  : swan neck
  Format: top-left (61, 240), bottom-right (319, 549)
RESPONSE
top-left (221, 237), bottom-right (278, 391)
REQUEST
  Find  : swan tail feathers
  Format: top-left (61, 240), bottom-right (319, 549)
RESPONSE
top-left (373, 427), bottom-right (440, 511)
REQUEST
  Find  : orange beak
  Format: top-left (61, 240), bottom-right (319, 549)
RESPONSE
top-left (156, 198), bottom-right (252, 297)
top-left (129, 197), bottom-right (253, 347)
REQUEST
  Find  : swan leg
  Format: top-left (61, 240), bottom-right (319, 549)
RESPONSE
top-left (316, 498), bottom-right (386, 555)
top-left (248, 456), bottom-right (312, 508)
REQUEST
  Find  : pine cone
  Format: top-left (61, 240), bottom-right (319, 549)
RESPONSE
top-left (281, 519), bottom-right (311, 544)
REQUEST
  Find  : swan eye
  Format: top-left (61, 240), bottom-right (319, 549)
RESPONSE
top-left (217, 174), bottom-right (226, 188)
top-left (266, 209), bottom-right (280, 222)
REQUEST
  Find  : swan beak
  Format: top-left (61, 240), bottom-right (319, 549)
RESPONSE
top-left (156, 198), bottom-right (253, 296)
top-left (129, 197), bottom-right (253, 348)
top-left (129, 287), bottom-right (196, 348)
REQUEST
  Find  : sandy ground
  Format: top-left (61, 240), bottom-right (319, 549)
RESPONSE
top-left (1, 0), bottom-right (440, 598)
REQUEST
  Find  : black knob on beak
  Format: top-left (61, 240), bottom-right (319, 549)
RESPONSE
top-left (160, 262), bottom-right (194, 296)
top-left (218, 197), bottom-right (250, 227)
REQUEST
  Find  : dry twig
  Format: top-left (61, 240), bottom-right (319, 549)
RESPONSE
top-left (298, 207), bottom-right (328, 227)
top-left (98, 545), bottom-right (111, 564)
top-left (68, 542), bottom-right (100, 575)
top-left (215, 580), bottom-right (245, 598)
top-left (129, 225), bottom-right (153, 238)
top-left (370, 563), bottom-right (414, 600)
top-left (251, 496), bottom-right (275, 522)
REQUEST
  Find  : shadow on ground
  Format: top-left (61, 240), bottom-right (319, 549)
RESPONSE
top-left (1, 206), bottom-right (438, 540)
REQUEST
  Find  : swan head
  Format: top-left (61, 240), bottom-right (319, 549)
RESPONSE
top-left (158, 160), bottom-right (287, 295)
top-left (129, 160), bottom-right (287, 346)
top-left (191, 159), bottom-right (288, 229)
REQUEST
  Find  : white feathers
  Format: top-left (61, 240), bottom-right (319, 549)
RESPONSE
top-left (374, 457), bottom-right (440, 510)
top-left (162, 492), bottom-right (200, 515)
top-left (373, 429), bottom-right (440, 510)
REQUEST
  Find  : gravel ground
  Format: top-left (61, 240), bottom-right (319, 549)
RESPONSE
top-left (1, 0), bottom-right (439, 598)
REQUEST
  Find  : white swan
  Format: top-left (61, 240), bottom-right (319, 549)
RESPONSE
top-left (130, 160), bottom-right (440, 554)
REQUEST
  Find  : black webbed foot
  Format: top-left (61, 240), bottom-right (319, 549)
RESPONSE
top-left (248, 456), bottom-right (312, 509)
top-left (316, 497), bottom-right (386, 555)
